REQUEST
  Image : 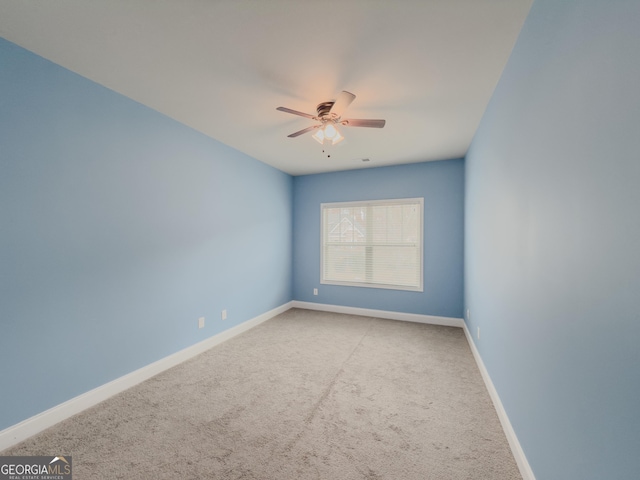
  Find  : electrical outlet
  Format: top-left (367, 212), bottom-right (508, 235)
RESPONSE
top-left (466, 308), bottom-right (470, 321)
top-left (198, 317), bottom-right (205, 329)
top-left (221, 309), bottom-right (227, 320)
top-left (313, 288), bottom-right (318, 296)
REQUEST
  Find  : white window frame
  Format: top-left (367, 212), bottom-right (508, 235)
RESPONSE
top-left (320, 197), bottom-right (424, 292)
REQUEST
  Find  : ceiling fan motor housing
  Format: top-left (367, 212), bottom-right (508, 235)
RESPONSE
top-left (316, 101), bottom-right (337, 120)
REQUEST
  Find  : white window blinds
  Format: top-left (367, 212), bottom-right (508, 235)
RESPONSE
top-left (321, 198), bottom-right (423, 291)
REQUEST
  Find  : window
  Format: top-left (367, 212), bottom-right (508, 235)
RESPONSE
top-left (321, 198), bottom-right (423, 291)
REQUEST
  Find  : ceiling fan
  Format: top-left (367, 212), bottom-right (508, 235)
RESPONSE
top-left (277, 91), bottom-right (385, 145)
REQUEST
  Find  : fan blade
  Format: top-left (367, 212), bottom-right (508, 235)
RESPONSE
top-left (329, 91), bottom-right (356, 117)
top-left (341, 118), bottom-right (386, 128)
top-left (288, 124), bottom-right (321, 138)
top-left (276, 106), bottom-right (317, 120)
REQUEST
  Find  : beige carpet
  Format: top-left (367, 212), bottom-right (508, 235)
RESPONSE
top-left (3, 308), bottom-right (521, 479)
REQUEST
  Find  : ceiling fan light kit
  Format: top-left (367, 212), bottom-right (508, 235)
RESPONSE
top-left (313, 124), bottom-right (344, 145)
top-left (277, 91), bottom-right (385, 146)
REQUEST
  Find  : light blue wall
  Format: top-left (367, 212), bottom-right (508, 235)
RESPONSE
top-left (293, 160), bottom-right (464, 318)
top-left (0, 38), bottom-right (293, 431)
top-left (465, 1), bottom-right (640, 479)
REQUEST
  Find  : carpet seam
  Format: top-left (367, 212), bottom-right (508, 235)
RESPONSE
top-left (281, 317), bottom-right (376, 454)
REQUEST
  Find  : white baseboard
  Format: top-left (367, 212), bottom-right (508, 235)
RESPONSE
top-left (462, 323), bottom-right (536, 480)
top-left (1, 299), bottom-right (534, 480)
top-left (291, 301), bottom-right (465, 328)
top-left (0, 301), bottom-right (292, 452)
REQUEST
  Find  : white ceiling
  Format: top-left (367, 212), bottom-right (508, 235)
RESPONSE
top-left (0, 0), bottom-right (532, 176)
